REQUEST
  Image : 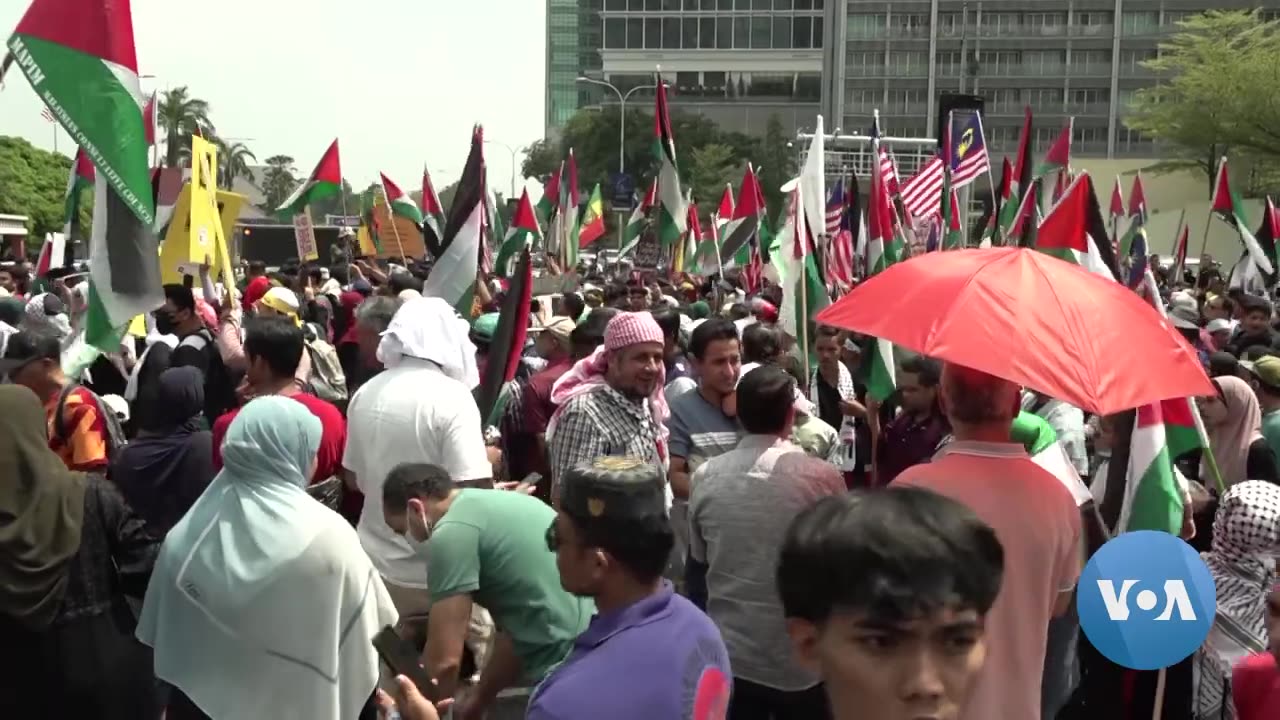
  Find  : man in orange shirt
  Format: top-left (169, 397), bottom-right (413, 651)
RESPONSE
top-left (2, 331), bottom-right (111, 472)
top-left (893, 363), bottom-right (1081, 720)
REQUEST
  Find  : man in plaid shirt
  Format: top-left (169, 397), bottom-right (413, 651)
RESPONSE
top-left (546, 312), bottom-right (669, 503)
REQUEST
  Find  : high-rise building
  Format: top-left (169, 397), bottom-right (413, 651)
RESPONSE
top-left (822, 2), bottom-right (1248, 161)
top-left (581, 0), bottom-right (826, 136)
top-left (547, 0), bottom-right (605, 136)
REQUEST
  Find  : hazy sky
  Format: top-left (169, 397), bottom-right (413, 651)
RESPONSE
top-left (0, 0), bottom-right (545, 197)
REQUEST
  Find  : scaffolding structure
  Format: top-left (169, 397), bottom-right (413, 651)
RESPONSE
top-left (793, 131), bottom-right (939, 186)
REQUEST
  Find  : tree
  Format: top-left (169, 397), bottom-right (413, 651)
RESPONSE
top-left (157, 86), bottom-right (215, 168)
top-left (687, 144), bottom-right (739, 214)
top-left (0, 137), bottom-right (78, 248)
top-left (1126, 10), bottom-right (1280, 195)
top-left (260, 155), bottom-right (297, 212)
top-left (756, 114), bottom-right (797, 222)
top-left (216, 139), bottom-right (257, 189)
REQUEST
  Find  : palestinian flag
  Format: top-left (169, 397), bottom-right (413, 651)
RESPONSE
top-left (380, 172), bottom-right (423, 225)
top-left (778, 187), bottom-right (829, 372)
top-left (360, 189), bottom-right (384, 254)
top-left (481, 181), bottom-right (504, 276)
top-left (1117, 403), bottom-right (1184, 534)
top-left (1035, 120), bottom-right (1072, 178)
top-left (421, 164), bottom-right (446, 259)
top-left (866, 141), bottom-right (904, 275)
top-left (1212, 157), bottom-right (1275, 277)
top-left (495, 189), bottom-right (541, 277)
top-left (34, 233), bottom-right (66, 277)
top-left (475, 246), bottom-right (533, 427)
top-left (941, 185), bottom-right (963, 250)
top-left (1253, 197), bottom-right (1280, 286)
top-left (9, 0), bottom-right (163, 356)
top-left (558, 149), bottom-right (580, 268)
top-left (620, 178), bottom-right (655, 258)
top-left (423, 126), bottom-right (484, 314)
top-left (1108, 176), bottom-right (1124, 256)
top-left (63, 146), bottom-right (94, 238)
top-left (578, 183), bottom-right (606, 247)
top-left (1035, 172), bottom-right (1121, 282)
top-left (1119, 174), bottom-right (1147, 258)
top-left (719, 165), bottom-right (763, 266)
top-left (535, 164), bottom-right (561, 228)
top-left (997, 107), bottom-right (1033, 239)
top-left (1013, 412), bottom-right (1093, 506)
top-left (1170, 221), bottom-right (1190, 283)
top-left (653, 80), bottom-right (687, 247)
top-left (277, 139), bottom-right (341, 215)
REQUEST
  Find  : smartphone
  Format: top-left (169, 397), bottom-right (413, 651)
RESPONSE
top-left (372, 625), bottom-right (437, 701)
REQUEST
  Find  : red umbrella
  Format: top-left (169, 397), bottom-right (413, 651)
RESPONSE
top-left (815, 247), bottom-right (1213, 416)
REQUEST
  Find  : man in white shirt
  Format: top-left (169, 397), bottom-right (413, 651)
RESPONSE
top-left (343, 298), bottom-right (492, 617)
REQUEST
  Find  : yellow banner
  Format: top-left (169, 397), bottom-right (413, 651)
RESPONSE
top-left (159, 134), bottom-right (246, 294)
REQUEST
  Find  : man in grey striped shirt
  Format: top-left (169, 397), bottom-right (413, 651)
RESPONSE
top-left (690, 365), bottom-right (846, 719)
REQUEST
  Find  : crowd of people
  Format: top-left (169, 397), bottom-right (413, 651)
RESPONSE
top-left (0, 250), bottom-right (1277, 720)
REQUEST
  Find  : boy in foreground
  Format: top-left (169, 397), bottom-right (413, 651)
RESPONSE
top-left (776, 487), bottom-right (1004, 720)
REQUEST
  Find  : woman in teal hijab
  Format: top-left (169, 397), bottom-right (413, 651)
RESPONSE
top-left (137, 397), bottom-right (398, 720)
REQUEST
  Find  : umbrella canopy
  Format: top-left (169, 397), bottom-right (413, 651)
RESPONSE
top-left (815, 247), bottom-right (1213, 416)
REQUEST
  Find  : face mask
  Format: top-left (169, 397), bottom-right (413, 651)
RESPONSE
top-left (153, 310), bottom-right (177, 335)
top-left (409, 508), bottom-right (434, 549)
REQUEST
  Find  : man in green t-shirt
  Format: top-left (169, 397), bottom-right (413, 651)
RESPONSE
top-left (1245, 356), bottom-right (1280, 462)
top-left (382, 463), bottom-right (594, 719)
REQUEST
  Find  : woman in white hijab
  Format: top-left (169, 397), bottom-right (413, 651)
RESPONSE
top-left (136, 396), bottom-right (398, 720)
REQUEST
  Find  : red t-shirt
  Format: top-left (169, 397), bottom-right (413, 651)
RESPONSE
top-left (1234, 653), bottom-right (1280, 720)
top-left (212, 392), bottom-right (347, 484)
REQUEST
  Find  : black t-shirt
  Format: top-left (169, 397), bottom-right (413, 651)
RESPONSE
top-left (816, 374), bottom-right (842, 431)
top-left (170, 330), bottom-right (235, 423)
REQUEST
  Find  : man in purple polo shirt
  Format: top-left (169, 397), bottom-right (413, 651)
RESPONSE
top-left (529, 456), bottom-right (733, 720)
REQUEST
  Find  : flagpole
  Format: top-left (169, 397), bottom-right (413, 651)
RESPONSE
top-left (973, 112), bottom-right (1000, 248)
top-left (379, 181), bottom-right (408, 266)
top-left (1195, 164), bottom-right (1219, 289)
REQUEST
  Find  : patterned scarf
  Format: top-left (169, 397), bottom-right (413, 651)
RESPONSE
top-left (1195, 480), bottom-right (1280, 719)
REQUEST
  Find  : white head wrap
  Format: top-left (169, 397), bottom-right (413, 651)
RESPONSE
top-left (377, 296), bottom-right (480, 386)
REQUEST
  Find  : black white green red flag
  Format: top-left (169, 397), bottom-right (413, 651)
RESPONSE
top-left (421, 164), bottom-right (446, 259)
top-left (653, 81), bottom-right (687, 247)
top-left (278, 139), bottom-right (342, 216)
top-left (620, 178), bottom-right (655, 258)
top-left (495, 189), bottom-right (541, 277)
top-left (423, 126), bottom-right (484, 314)
top-left (1212, 157), bottom-right (1275, 278)
top-left (380, 172), bottom-right (423, 225)
top-left (9, 0), bottom-right (163, 356)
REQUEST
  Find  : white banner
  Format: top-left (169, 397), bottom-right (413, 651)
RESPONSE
top-left (293, 212), bottom-right (319, 261)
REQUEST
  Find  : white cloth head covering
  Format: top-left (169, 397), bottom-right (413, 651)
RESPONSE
top-left (398, 288), bottom-right (422, 302)
top-left (22, 293), bottom-right (71, 339)
top-left (377, 296), bottom-right (479, 387)
top-left (137, 397), bottom-right (398, 720)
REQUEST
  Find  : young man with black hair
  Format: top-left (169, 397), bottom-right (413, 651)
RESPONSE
top-left (528, 456), bottom-right (731, 719)
top-left (210, 317), bottom-right (347, 489)
top-left (158, 283), bottom-right (237, 423)
top-left (381, 462), bottom-right (593, 719)
top-left (876, 355), bottom-right (950, 485)
top-left (667, 318), bottom-right (744, 578)
top-left (690, 364), bottom-right (845, 719)
top-left (777, 487), bottom-right (1005, 720)
top-left (562, 292), bottom-right (586, 324)
top-left (650, 306), bottom-right (692, 384)
top-left (1228, 295), bottom-right (1280, 356)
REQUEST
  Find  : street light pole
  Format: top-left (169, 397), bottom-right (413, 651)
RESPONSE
top-left (483, 139), bottom-right (518, 198)
top-left (576, 77), bottom-right (658, 254)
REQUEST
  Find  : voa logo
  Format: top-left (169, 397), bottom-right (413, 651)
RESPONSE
top-left (1078, 531), bottom-right (1216, 670)
top-left (1096, 578), bottom-right (1198, 621)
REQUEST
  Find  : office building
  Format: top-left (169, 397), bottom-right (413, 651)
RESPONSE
top-left (822, 1), bottom-right (1264, 163)
top-left (547, 0), bottom-right (605, 136)
top-left (557, 0), bottom-right (826, 137)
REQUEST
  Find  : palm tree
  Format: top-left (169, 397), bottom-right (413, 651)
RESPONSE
top-left (157, 86), bottom-right (214, 167)
top-left (216, 139), bottom-right (258, 189)
top-left (261, 155), bottom-right (298, 211)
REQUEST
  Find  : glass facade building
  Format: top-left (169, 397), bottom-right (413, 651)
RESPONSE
top-left (823, 1), bottom-right (1272, 159)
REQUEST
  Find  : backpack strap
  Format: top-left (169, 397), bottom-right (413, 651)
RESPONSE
top-left (52, 383), bottom-right (79, 443)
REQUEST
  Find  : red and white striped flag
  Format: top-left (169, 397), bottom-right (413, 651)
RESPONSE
top-left (824, 178), bottom-right (855, 288)
top-left (900, 155), bottom-right (945, 219)
top-left (878, 146), bottom-right (899, 195)
top-left (40, 106), bottom-right (54, 122)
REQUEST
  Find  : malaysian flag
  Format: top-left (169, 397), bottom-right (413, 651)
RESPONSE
top-left (900, 155), bottom-right (946, 219)
top-left (825, 178), bottom-right (855, 288)
top-left (946, 111), bottom-right (991, 189)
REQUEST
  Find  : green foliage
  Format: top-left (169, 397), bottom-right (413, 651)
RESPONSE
top-left (756, 115), bottom-right (797, 222)
top-left (0, 136), bottom-right (77, 250)
top-left (216, 140), bottom-right (257, 188)
top-left (260, 155), bottom-right (297, 212)
top-left (1127, 10), bottom-right (1280, 194)
top-left (687, 144), bottom-right (738, 214)
top-left (158, 86), bottom-right (215, 168)
top-left (520, 105), bottom-right (771, 219)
